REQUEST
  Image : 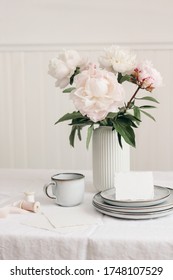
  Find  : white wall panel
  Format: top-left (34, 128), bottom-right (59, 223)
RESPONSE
top-left (0, 47), bottom-right (172, 170)
top-left (0, 50), bottom-right (95, 169)
top-left (130, 49), bottom-right (173, 171)
top-left (0, 0), bottom-right (173, 170)
top-left (0, 0), bottom-right (173, 45)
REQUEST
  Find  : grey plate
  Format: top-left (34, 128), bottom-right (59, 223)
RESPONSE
top-left (92, 202), bottom-right (173, 220)
top-left (93, 189), bottom-right (173, 213)
top-left (100, 186), bottom-right (170, 207)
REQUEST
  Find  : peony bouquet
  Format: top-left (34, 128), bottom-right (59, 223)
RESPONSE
top-left (48, 46), bottom-right (162, 148)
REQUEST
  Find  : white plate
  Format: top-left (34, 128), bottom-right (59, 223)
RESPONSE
top-left (93, 189), bottom-right (173, 213)
top-left (92, 203), bottom-right (173, 220)
top-left (100, 186), bottom-right (170, 207)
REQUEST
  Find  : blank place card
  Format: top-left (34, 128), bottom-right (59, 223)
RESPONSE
top-left (115, 172), bottom-right (154, 201)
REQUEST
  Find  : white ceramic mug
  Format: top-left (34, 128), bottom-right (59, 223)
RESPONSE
top-left (43, 173), bottom-right (85, 206)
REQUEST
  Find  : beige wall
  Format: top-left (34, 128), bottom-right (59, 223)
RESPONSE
top-left (0, 0), bottom-right (173, 170)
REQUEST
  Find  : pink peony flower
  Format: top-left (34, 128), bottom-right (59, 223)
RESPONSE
top-left (48, 50), bottom-right (87, 88)
top-left (132, 60), bottom-right (162, 92)
top-left (71, 64), bottom-right (125, 122)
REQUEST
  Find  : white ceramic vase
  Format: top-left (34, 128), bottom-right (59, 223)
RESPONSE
top-left (92, 126), bottom-right (130, 191)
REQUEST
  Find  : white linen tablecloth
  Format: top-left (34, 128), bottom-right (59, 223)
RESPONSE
top-left (0, 169), bottom-right (173, 260)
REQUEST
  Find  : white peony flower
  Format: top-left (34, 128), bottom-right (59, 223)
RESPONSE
top-left (132, 60), bottom-right (162, 91)
top-left (71, 64), bottom-right (125, 122)
top-left (99, 45), bottom-right (137, 74)
top-left (48, 50), bottom-right (87, 89)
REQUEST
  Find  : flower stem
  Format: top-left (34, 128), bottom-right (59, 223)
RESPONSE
top-left (126, 86), bottom-right (141, 110)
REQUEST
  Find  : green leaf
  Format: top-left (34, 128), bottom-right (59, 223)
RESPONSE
top-left (140, 110), bottom-right (156, 121)
top-left (123, 113), bottom-right (141, 123)
top-left (117, 73), bottom-right (123, 83)
top-left (133, 106), bottom-right (141, 125)
top-left (100, 119), bottom-right (108, 126)
top-left (70, 67), bottom-right (80, 85)
top-left (69, 126), bottom-right (77, 147)
top-left (63, 87), bottom-right (75, 93)
top-left (71, 120), bottom-right (93, 127)
top-left (77, 127), bottom-right (82, 141)
top-left (55, 111), bottom-right (83, 124)
top-left (135, 96), bottom-right (159, 103)
top-left (113, 119), bottom-right (136, 147)
top-left (86, 125), bottom-right (94, 149)
top-left (106, 112), bottom-right (118, 119)
top-left (119, 74), bottom-right (132, 84)
top-left (115, 115), bottom-right (139, 128)
top-left (117, 133), bottom-right (123, 148)
top-left (139, 105), bottom-right (156, 109)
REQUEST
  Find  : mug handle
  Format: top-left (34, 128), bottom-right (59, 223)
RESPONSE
top-left (43, 182), bottom-right (56, 199)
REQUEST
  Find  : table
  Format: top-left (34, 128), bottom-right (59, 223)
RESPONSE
top-left (0, 169), bottom-right (173, 260)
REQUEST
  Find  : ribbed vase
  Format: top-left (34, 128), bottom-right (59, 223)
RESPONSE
top-left (92, 126), bottom-right (130, 191)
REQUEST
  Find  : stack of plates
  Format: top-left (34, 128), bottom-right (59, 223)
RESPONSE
top-left (92, 186), bottom-right (173, 220)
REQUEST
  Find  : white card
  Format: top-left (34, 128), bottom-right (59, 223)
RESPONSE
top-left (115, 172), bottom-right (154, 201)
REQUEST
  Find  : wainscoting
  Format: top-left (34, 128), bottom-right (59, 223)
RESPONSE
top-left (0, 44), bottom-right (172, 170)
top-left (0, 0), bottom-right (173, 170)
